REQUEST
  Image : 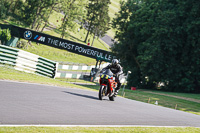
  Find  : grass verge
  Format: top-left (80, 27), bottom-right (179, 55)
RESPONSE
top-left (0, 127), bottom-right (200, 133)
top-left (122, 89), bottom-right (200, 115)
top-left (0, 65), bottom-right (91, 91)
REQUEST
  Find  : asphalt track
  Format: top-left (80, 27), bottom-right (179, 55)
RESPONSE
top-left (100, 35), bottom-right (114, 47)
top-left (0, 80), bottom-right (200, 127)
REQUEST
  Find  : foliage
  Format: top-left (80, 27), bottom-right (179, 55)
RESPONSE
top-left (16, 40), bottom-right (28, 49)
top-left (112, 0), bottom-right (141, 88)
top-left (84, 0), bottom-right (111, 43)
top-left (6, 0), bottom-right (24, 15)
top-left (0, 0), bottom-right (113, 41)
top-left (60, 0), bottom-right (87, 38)
top-left (22, 0), bottom-right (58, 27)
top-left (0, 28), bottom-right (11, 45)
top-left (0, 0), bottom-right (8, 19)
top-left (112, 0), bottom-right (200, 93)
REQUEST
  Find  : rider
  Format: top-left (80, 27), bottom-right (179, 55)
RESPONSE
top-left (101, 59), bottom-right (123, 95)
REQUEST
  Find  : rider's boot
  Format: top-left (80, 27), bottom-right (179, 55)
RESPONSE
top-left (114, 89), bottom-right (119, 95)
top-left (114, 83), bottom-right (121, 95)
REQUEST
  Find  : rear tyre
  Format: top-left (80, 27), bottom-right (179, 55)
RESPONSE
top-left (99, 85), bottom-right (106, 100)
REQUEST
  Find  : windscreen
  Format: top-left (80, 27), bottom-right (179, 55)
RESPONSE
top-left (102, 69), bottom-right (113, 76)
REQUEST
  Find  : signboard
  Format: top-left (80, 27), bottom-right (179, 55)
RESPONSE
top-left (11, 25), bottom-right (113, 62)
top-left (4, 25), bottom-right (113, 62)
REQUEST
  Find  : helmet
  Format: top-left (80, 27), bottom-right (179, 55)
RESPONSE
top-left (111, 59), bottom-right (119, 66)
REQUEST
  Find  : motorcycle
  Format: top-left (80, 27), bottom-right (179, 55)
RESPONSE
top-left (99, 69), bottom-right (118, 101)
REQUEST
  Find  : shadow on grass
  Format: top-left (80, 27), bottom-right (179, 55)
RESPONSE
top-left (1, 14), bottom-right (29, 27)
top-left (53, 28), bottom-right (85, 44)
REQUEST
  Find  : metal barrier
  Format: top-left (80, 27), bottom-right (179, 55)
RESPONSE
top-left (55, 71), bottom-right (126, 83)
top-left (0, 45), bottom-right (58, 78)
top-left (58, 63), bottom-right (109, 71)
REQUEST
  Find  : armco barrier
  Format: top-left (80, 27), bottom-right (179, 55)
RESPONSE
top-left (58, 63), bottom-right (109, 71)
top-left (55, 72), bottom-right (87, 79)
top-left (56, 62), bottom-right (126, 82)
top-left (55, 71), bottom-right (126, 83)
top-left (0, 45), bottom-right (58, 78)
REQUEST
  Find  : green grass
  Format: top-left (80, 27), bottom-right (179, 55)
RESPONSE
top-left (123, 90), bottom-right (200, 115)
top-left (57, 78), bottom-right (97, 85)
top-left (109, 0), bottom-right (121, 19)
top-left (141, 89), bottom-right (200, 100)
top-left (0, 127), bottom-right (200, 133)
top-left (0, 65), bottom-right (91, 91)
top-left (48, 11), bottom-right (64, 28)
top-left (107, 0), bottom-right (125, 38)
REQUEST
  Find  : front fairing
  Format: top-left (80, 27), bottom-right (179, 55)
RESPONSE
top-left (99, 69), bottom-right (116, 95)
top-left (100, 69), bottom-right (113, 78)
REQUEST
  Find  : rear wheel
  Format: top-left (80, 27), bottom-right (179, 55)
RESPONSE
top-left (99, 85), bottom-right (106, 100)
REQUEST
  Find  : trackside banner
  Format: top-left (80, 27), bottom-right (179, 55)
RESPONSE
top-left (1, 24), bottom-right (113, 62)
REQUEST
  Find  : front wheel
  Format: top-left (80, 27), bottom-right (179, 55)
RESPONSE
top-left (109, 95), bottom-right (115, 101)
top-left (99, 85), bottom-right (106, 100)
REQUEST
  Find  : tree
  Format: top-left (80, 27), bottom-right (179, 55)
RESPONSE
top-left (0, 0), bottom-right (8, 19)
top-left (40, 3), bottom-right (59, 32)
top-left (112, 0), bottom-right (142, 88)
top-left (112, 0), bottom-right (200, 93)
top-left (31, 0), bottom-right (57, 29)
top-left (0, 28), bottom-right (11, 45)
top-left (84, 0), bottom-right (111, 43)
top-left (90, 0), bottom-right (110, 46)
top-left (7, 0), bottom-right (22, 14)
top-left (60, 0), bottom-right (87, 39)
top-left (23, 0), bottom-right (57, 28)
top-left (35, 0), bottom-right (60, 32)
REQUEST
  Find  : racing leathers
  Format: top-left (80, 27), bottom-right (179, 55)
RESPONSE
top-left (101, 63), bottom-right (123, 92)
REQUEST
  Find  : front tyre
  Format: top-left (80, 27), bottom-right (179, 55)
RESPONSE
top-left (109, 95), bottom-right (115, 101)
top-left (99, 85), bottom-right (106, 100)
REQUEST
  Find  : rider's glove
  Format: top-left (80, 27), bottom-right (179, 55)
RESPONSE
top-left (113, 74), bottom-right (117, 77)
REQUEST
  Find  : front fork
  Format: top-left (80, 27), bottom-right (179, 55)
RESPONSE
top-left (101, 84), bottom-right (108, 96)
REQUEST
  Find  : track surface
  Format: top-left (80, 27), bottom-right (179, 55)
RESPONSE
top-left (100, 35), bottom-right (114, 47)
top-left (0, 80), bottom-right (200, 126)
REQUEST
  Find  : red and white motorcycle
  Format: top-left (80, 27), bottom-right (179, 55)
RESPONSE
top-left (99, 69), bottom-right (118, 101)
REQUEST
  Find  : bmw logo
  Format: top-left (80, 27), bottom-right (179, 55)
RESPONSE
top-left (24, 31), bottom-right (32, 39)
